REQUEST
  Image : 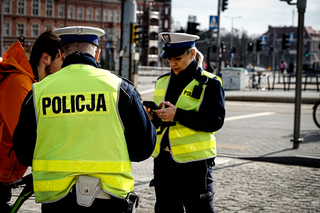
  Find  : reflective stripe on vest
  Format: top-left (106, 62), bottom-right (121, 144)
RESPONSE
top-left (152, 70), bottom-right (220, 162)
top-left (32, 64), bottom-right (133, 203)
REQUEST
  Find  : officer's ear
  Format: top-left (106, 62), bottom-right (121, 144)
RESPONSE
top-left (191, 48), bottom-right (196, 58)
top-left (94, 49), bottom-right (101, 62)
top-left (41, 52), bottom-right (51, 66)
top-left (58, 49), bottom-right (65, 62)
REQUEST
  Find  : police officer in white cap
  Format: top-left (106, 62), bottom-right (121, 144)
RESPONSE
top-left (13, 26), bottom-right (156, 212)
top-left (146, 32), bottom-right (225, 213)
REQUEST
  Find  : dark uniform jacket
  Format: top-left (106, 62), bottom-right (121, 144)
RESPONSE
top-left (13, 52), bottom-right (157, 166)
top-left (157, 60), bottom-right (225, 150)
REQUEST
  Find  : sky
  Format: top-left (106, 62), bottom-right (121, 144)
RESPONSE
top-left (171, 0), bottom-right (320, 36)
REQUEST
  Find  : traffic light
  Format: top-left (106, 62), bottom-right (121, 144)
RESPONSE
top-left (131, 23), bottom-right (142, 44)
top-left (282, 33), bottom-right (290, 50)
top-left (222, 0), bottom-right (228, 12)
top-left (187, 22), bottom-right (200, 35)
top-left (305, 51), bottom-right (309, 58)
top-left (19, 35), bottom-right (25, 47)
top-left (270, 45), bottom-right (274, 52)
top-left (247, 42), bottom-right (253, 52)
top-left (269, 45), bottom-right (274, 55)
top-left (142, 34), bottom-right (149, 48)
top-left (212, 45), bottom-right (217, 53)
top-left (231, 45), bottom-right (236, 53)
top-left (220, 41), bottom-right (226, 52)
top-left (256, 39), bottom-right (262, 52)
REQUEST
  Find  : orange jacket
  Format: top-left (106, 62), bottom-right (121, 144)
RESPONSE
top-left (0, 42), bottom-right (37, 183)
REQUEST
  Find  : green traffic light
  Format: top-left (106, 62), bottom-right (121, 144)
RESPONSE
top-left (305, 51), bottom-right (309, 58)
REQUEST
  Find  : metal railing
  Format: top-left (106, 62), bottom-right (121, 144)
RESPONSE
top-left (138, 66), bottom-right (171, 76)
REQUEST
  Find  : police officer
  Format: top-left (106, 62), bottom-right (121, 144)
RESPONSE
top-left (147, 33), bottom-right (225, 213)
top-left (13, 26), bottom-right (156, 213)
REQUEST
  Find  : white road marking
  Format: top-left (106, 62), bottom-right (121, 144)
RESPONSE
top-left (225, 112), bottom-right (276, 121)
top-left (139, 88), bottom-right (155, 94)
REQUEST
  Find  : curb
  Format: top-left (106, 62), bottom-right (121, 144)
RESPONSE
top-left (218, 154), bottom-right (320, 168)
top-left (225, 96), bottom-right (318, 104)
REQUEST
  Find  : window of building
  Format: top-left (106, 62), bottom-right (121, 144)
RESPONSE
top-left (105, 28), bottom-right (112, 40)
top-left (110, 10), bottom-right (114, 22)
top-left (96, 8), bottom-right (101, 21)
top-left (17, 23), bottom-right (25, 36)
top-left (46, 0), bottom-right (53, 17)
top-left (165, 7), bottom-right (169, 15)
top-left (104, 28), bottom-right (108, 40)
top-left (87, 8), bottom-right (92, 20)
top-left (4, 0), bottom-right (11, 14)
top-left (114, 29), bottom-right (119, 40)
top-left (46, 24), bottom-right (53, 29)
top-left (4, 23), bottom-right (11, 36)
top-left (164, 19), bottom-right (168, 29)
top-left (78, 7), bottom-right (83, 19)
top-left (17, 0), bottom-right (25, 15)
top-left (68, 6), bottom-right (74, 19)
top-left (116, 11), bottom-right (120, 23)
top-left (32, 0), bottom-right (39, 16)
top-left (32, 24), bottom-right (39, 37)
top-left (159, 6), bottom-right (162, 14)
top-left (159, 20), bottom-right (162, 29)
top-left (141, 5), bottom-right (143, 12)
top-left (59, 5), bottom-right (64, 17)
top-left (103, 9), bottom-right (108, 21)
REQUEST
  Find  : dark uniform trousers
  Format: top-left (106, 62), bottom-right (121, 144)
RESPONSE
top-left (154, 150), bottom-right (215, 213)
top-left (41, 187), bottom-right (125, 213)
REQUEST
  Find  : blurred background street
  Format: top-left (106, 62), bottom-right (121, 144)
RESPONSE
top-left (3, 0), bottom-right (320, 212)
top-left (12, 72), bottom-right (320, 212)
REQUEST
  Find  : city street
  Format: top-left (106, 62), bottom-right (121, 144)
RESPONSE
top-left (10, 75), bottom-right (320, 212)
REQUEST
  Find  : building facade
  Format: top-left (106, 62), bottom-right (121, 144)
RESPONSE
top-left (136, 0), bottom-right (171, 66)
top-left (0, 0), bottom-right (171, 68)
top-left (262, 25), bottom-right (320, 70)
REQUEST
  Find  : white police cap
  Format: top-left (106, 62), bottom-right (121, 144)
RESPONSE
top-left (159, 32), bottom-right (200, 58)
top-left (53, 26), bottom-right (105, 46)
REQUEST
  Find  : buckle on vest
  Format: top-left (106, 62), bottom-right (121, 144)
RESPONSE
top-left (76, 176), bottom-right (101, 207)
top-left (157, 121), bottom-right (176, 135)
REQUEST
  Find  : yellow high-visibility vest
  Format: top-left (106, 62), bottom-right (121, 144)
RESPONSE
top-left (32, 64), bottom-right (134, 203)
top-left (152, 70), bottom-right (222, 163)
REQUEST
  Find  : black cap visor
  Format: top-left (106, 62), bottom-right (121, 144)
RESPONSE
top-left (160, 46), bottom-right (191, 59)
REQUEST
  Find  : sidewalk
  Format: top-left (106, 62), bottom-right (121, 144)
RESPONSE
top-left (138, 73), bottom-right (320, 168)
top-left (11, 74), bottom-right (320, 213)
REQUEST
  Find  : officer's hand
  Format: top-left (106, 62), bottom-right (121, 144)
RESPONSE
top-left (155, 101), bottom-right (177, 122)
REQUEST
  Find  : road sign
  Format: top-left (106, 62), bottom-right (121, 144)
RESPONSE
top-left (289, 33), bottom-right (294, 43)
top-left (106, 42), bottom-right (111, 49)
top-left (260, 36), bottom-right (267, 45)
top-left (209, 16), bottom-right (218, 30)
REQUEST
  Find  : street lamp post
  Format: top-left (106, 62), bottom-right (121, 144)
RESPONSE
top-left (225, 16), bottom-right (242, 67)
top-left (280, 0), bottom-right (307, 149)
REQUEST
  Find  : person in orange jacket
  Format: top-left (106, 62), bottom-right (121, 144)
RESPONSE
top-left (0, 28), bottom-right (62, 211)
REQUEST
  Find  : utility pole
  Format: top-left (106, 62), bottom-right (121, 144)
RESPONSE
top-left (120, 0), bottom-right (136, 81)
top-left (280, 0), bottom-right (307, 149)
top-left (225, 16), bottom-right (242, 67)
top-left (292, 0), bottom-right (306, 149)
top-left (216, 0), bottom-right (221, 76)
top-left (272, 27), bottom-right (276, 72)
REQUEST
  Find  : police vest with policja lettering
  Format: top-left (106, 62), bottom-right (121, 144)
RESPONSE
top-left (152, 70), bottom-right (222, 163)
top-left (32, 64), bottom-right (134, 203)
